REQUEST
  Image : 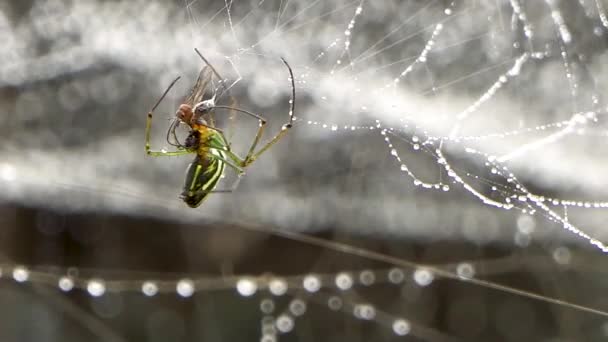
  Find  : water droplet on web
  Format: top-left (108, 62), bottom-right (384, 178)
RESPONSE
top-left (392, 319), bottom-right (411, 336)
top-left (456, 263), bottom-right (475, 279)
top-left (289, 299), bottom-right (307, 316)
top-left (413, 269), bottom-right (433, 286)
top-left (328, 296), bottom-right (343, 311)
top-left (260, 334), bottom-right (276, 342)
top-left (141, 281), bottom-right (158, 296)
top-left (275, 315), bottom-right (294, 333)
top-left (354, 304), bottom-right (376, 320)
top-left (87, 279), bottom-right (106, 297)
top-left (552, 247), bottom-right (571, 265)
top-left (359, 270), bottom-right (375, 286)
top-left (388, 268), bottom-right (405, 284)
top-left (58, 277), bottom-right (74, 292)
top-left (12, 266), bottom-right (29, 283)
top-left (176, 279), bottom-right (194, 297)
top-left (260, 299), bottom-right (275, 314)
top-left (236, 278), bottom-right (257, 296)
top-left (269, 279), bottom-right (287, 296)
top-left (335, 273), bottom-right (353, 290)
top-left (302, 275), bottom-right (321, 292)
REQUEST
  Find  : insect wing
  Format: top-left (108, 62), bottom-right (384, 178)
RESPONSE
top-left (185, 66), bottom-right (215, 106)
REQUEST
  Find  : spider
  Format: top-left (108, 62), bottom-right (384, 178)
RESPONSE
top-left (145, 49), bottom-right (295, 208)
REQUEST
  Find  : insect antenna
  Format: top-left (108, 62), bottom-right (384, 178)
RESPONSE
top-left (151, 76), bottom-right (181, 112)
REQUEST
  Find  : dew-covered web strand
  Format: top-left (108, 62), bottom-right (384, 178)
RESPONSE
top-left (381, 123), bottom-right (608, 252)
top-left (510, 0), bottom-right (535, 49)
top-left (300, 108), bottom-right (608, 222)
top-left (274, 0), bottom-right (288, 31)
top-left (495, 111), bottom-right (599, 163)
top-left (183, 0), bottom-right (229, 38)
top-left (3, 193), bottom-right (608, 319)
top-left (595, 0), bottom-right (608, 29)
top-left (341, 4), bottom-right (456, 77)
top-left (224, 0), bottom-right (239, 47)
top-left (343, 0), bottom-right (439, 69)
top-left (242, 0), bottom-right (326, 51)
top-left (425, 111), bottom-right (601, 143)
top-left (4, 157), bottom-right (608, 320)
top-left (329, 0), bottom-right (364, 74)
top-left (447, 52), bottom-right (530, 138)
top-left (215, 0), bottom-right (606, 253)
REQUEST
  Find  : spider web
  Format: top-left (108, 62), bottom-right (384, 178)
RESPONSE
top-left (1, 0), bottom-right (608, 340)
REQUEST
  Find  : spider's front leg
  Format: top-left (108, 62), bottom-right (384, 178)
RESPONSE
top-left (145, 76), bottom-right (185, 157)
top-left (230, 57), bottom-right (295, 168)
top-left (145, 111), bottom-right (191, 157)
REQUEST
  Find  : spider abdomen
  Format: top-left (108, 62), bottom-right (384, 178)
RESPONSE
top-left (180, 153), bottom-right (226, 208)
top-left (180, 131), bottom-right (229, 208)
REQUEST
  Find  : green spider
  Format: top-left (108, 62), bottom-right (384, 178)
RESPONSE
top-left (145, 49), bottom-right (295, 207)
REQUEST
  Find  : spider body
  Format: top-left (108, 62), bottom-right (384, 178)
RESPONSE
top-left (145, 49), bottom-right (295, 208)
top-left (180, 130), bottom-right (228, 207)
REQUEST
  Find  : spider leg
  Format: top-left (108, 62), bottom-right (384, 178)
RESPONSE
top-left (211, 175), bottom-right (242, 193)
top-left (206, 148), bottom-right (244, 174)
top-left (214, 57), bottom-right (295, 167)
top-left (147, 112), bottom-right (190, 156)
top-left (145, 76), bottom-right (184, 156)
top-left (196, 125), bottom-right (245, 173)
top-left (189, 56), bottom-right (295, 169)
top-left (244, 123), bottom-right (291, 166)
top-left (243, 57), bottom-right (295, 165)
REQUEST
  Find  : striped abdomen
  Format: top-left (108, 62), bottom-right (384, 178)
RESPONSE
top-left (180, 134), bottom-right (228, 208)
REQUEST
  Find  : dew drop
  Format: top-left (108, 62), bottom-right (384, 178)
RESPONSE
top-left (87, 279), bottom-right (106, 297)
top-left (388, 268), bottom-right (405, 284)
top-left (275, 315), bottom-right (295, 333)
top-left (12, 267), bottom-right (29, 283)
top-left (392, 319), bottom-right (411, 336)
top-left (237, 278), bottom-right (258, 297)
top-left (142, 281), bottom-right (158, 297)
top-left (335, 273), bottom-right (353, 290)
top-left (58, 276), bottom-right (74, 292)
top-left (176, 279), bottom-right (195, 297)
top-left (289, 299), bottom-right (307, 316)
top-left (413, 269), bottom-right (434, 286)
top-left (269, 279), bottom-right (288, 296)
top-left (302, 275), bottom-right (321, 293)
